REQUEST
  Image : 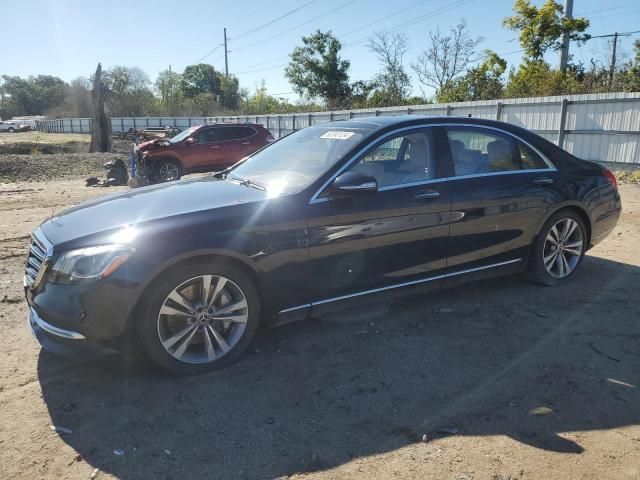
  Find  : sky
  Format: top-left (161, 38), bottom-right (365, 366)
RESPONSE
top-left (2, 0), bottom-right (639, 100)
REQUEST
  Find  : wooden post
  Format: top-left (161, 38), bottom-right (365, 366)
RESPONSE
top-left (89, 63), bottom-right (112, 152)
top-left (446, 105), bottom-right (452, 116)
top-left (496, 102), bottom-right (503, 122)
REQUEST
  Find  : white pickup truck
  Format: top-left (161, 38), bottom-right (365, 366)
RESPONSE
top-left (0, 120), bottom-right (28, 132)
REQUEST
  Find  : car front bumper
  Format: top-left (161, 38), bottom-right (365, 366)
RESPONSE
top-left (28, 306), bottom-right (117, 357)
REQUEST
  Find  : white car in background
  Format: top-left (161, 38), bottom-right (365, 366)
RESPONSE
top-left (0, 120), bottom-right (29, 133)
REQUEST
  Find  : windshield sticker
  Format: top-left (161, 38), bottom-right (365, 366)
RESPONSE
top-left (320, 131), bottom-right (355, 140)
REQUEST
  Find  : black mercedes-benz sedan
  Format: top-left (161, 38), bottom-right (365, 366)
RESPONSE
top-left (25, 116), bottom-right (621, 374)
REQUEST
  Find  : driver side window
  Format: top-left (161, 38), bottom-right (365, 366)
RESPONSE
top-left (348, 130), bottom-right (434, 189)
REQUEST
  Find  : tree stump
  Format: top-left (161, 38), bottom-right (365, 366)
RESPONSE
top-left (89, 63), bottom-right (112, 153)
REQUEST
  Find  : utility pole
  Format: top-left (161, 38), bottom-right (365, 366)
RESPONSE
top-left (223, 27), bottom-right (229, 77)
top-left (559, 0), bottom-right (574, 73)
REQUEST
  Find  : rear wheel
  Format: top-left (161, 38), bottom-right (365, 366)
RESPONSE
top-left (154, 158), bottom-right (182, 182)
top-left (527, 211), bottom-right (587, 285)
top-left (137, 261), bottom-right (260, 375)
top-left (8, 127), bottom-right (15, 133)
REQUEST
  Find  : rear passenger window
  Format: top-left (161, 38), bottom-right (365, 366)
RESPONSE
top-left (519, 142), bottom-right (548, 170)
top-left (446, 127), bottom-right (547, 176)
top-left (220, 126), bottom-right (256, 140)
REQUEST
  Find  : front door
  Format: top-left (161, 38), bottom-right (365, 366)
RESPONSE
top-left (306, 127), bottom-right (453, 303)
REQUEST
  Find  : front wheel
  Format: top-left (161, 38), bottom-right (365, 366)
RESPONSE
top-left (154, 158), bottom-right (182, 182)
top-left (8, 127), bottom-right (15, 133)
top-left (137, 261), bottom-right (261, 375)
top-left (526, 211), bottom-right (587, 286)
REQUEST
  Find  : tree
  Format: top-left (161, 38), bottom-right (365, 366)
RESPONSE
top-left (618, 40), bottom-right (640, 92)
top-left (504, 59), bottom-right (584, 97)
top-left (103, 66), bottom-right (154, 116)
top-left (0, 75), bottom-right (65, 117)
top-left (503, 0), bottom-right (589, 61)
top-left (437, 50), bottom-right (507, 102)
top-left (412, 20), bottom-right (482, 95)
top-left (219, 75), bottom-right (241, 111)
top-left (155, 68), bottom-right (182, 115)
top-left (367, 32), bottom-right (411, 106)
top-left (285, 30), bottom-right (351, 110)
top-left (349, 80), bottom-right (376, 109)
top-left (180, 64), bottom-right (222, 99)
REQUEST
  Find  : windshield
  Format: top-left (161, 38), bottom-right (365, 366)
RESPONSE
top-left (229, 126), bottom-right (366, 196)
top-left (169, 126), bottom-right (198, 144)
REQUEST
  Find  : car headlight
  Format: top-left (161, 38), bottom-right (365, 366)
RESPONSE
top-left (49, 244), bottom-right (134, 283)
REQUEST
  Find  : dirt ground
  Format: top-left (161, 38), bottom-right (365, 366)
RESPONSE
top-left (0, 175), bottom-right (639, 480)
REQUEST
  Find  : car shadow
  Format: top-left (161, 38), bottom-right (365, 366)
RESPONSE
top-left (37, 255), bottom-right (640, 479)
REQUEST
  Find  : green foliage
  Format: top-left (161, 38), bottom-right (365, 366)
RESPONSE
top-left (504, 59), bottom-right (584, 97)
top-left (155, 68), bottom-right (182, 115)
top-left (285, 30), bottom-right (351, 110)
top-left (503, 0), bottom-right (589, 61)
top-left (0, 75), bottom-right (65, 117)
top-left (180, 64), bottom-right (222, 99)
top-left (102, 66), bottom-right (155, 116)
top-left (437, 50), bottom-right (507, 102)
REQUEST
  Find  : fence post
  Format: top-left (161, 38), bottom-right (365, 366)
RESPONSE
top-left (145, 118), bottom-right (149, 128)
top-left (557, 98), bottom-right (568, 148)
top-left (120, 118), bottom-right (124, 133)
top-left (308, 113), bottom-right (312, 127)
top-left (349, 111), bottom-right (353, 119)
top-left (375, 110), bottom-right (380, 116)
top-left (496, 102), bottom-right (503, 122)
top-left (407, 107), bottom-right (412, 115)
top-left (292, 114), bottom-right (296, 131)
top-left (278, 116), bottom-right (282, 138)
top-left (446, 105), bottom-right (452, 116)
top-left (329, 112), bottom-right (334, 121)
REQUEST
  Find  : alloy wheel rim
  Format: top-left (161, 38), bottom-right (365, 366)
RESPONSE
top-left (543, 218), bottom-right (583, 279)
top-left (159, 163), bottom-right (179, 181)
top-left (157, 275), bottom-right (248, 364)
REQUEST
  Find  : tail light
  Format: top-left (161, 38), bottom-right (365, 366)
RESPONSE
top-left (602, 167), bottom-right (618, 190)
top-left (266, 134), bottom-right (275, 142)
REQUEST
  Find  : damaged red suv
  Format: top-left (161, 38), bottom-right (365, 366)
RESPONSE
top-left (137, 123), bottom-right (274, 182)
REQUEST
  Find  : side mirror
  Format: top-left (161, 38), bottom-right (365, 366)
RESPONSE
top-left (185, 137), bottom-right (197, 145)
top-left (331, 171), bottom-right (378, 194)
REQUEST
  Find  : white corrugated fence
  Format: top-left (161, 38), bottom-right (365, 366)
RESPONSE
top-left (35, 92), bottom-right (640, 164)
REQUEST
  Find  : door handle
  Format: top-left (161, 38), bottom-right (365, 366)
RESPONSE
top-left (533, 177), bottom-right (553, 185)
top-left (414, 190), bottom-right (440, 201)
top-left (210, 146), bottom-right (220, 149)
top-left (241, 142), bottom-right (250, 145)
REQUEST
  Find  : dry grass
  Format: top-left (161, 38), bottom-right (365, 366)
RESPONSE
top-left (0, 131), bottom-right (90, 146)
top-left (615, 169), bottom-right (640, 184)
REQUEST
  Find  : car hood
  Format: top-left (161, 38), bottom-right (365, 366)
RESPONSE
top-left (137, 139), bottom-right (171, 151)
top-left (40, 176), bottom-right (268, 246)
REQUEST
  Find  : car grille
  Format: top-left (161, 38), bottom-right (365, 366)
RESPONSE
top-left (24, 233), bottom-right (47, 287)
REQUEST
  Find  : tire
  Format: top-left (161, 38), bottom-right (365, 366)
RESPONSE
top-left (8, 128), bottom-right (15, 133)
top-left (526, 210), bottom-right (587, 286)
top-left (136, 260), bottom-right (261, 375)
top-left (154, 158), bottom-right (182, 182)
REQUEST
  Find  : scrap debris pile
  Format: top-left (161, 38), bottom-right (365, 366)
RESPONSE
top-left (85, 159), bottom-right (129, 187)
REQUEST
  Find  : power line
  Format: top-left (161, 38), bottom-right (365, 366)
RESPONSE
top-left (233, 0), bottom-right (472, 74)
top-left (232, 0), bottom-right (359, 52)
top-left (343, 0), bottom-right (473, 49)
top-left (230, 0), bottom-right (317, 41)
top-left (340, 0), bottom-right (431, 38)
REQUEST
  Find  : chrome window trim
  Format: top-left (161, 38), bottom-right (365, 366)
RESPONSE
top-left (309, 122), bottom-right (556, 204)
top-left (278, 258), bottom-right (522, 314)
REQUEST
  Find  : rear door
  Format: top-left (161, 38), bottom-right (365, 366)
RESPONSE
top-left (444, 125), bottom-right (558, 272)
top-left (306, 126), bottom-right (453, 303)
